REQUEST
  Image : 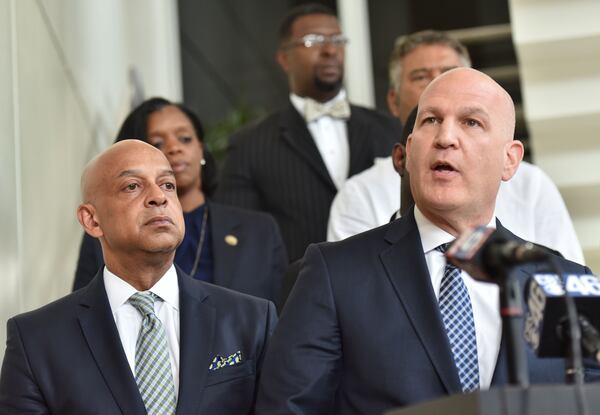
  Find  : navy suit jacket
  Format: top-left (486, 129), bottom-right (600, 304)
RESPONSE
top-left (256, 207), bottom-right (599, 415)
top-left (215, 103), bottom-right (401, 261)
top-left (0, 268), bottom-right (277, 414)
top-left (73, 201), bottom-right (288, 302)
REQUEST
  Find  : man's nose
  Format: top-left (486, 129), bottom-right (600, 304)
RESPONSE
top-left (320, 40), bottom-right (338, 56)
top-left (434, 120), bottom-right (459, 148)
top-left (146, 183), bottom-right (168, 207)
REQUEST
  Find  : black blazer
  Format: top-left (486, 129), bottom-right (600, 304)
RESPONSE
top-left (73, 201), bottom-right (288, 302)
top-left (256, 207), bottom-right (600, 415)
top-left (0, 268), bottom-right (277, 414)
top-left (215, 102), bottom-right (401, 261)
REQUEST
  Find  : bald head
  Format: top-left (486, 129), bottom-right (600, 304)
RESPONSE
top-left (420, 67), bottom-right (516, 140)
top-left (81, 140), bottom-right (171, 204)
top-left (406, 67), bottom-right (524, 236)
top-left (77, 139), bottom-right (184, 279)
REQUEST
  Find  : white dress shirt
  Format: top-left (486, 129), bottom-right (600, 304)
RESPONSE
top-left (414, 206), bottom-right (501, 389)
top-left (327, 158), bottom-right (585, 264)
top-left (290, 90), bottom-right (350, 190)
top-left (104, 265), bottom-right (180, 397)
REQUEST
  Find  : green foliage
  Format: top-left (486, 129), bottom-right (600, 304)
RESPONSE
top-left (204, 103), bottom-right (266, 162)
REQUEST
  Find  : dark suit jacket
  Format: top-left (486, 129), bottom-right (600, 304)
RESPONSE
top-left (214, 102), bottom-right (401, 261)
top-left (255, 207), bottom-right (599, 415)
top-left (0, 268), bottom-right (277, 414)
top-left (73, 201), bottom-right (288, 302)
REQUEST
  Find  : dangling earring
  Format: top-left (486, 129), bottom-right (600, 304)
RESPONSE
top-left (200, 159), bottom-right (206, 166)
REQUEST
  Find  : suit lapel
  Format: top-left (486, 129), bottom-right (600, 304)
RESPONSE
top-left (77, 272), bottom-right (146, 414)
top-left (346, 107), bottom-right (370, 177)
top-left (209, 202), bottom-right (241, 289)
top-left (279, 104), bottom-right (337, 191)
top-left (379, 209), bottom-right (462, 394)
top-left (176, 269), bottom-right (216, 414)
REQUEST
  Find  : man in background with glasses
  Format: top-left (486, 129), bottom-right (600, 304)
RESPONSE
top-left (216, 3), bottom-right (400, 263)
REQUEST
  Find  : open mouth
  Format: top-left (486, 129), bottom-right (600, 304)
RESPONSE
top-left (431, 161), bottom-right (458, 174)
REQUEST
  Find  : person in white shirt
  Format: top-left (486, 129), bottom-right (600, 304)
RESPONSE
top-left (0, 140), bottom-right (276, 414)
top-left (327, 30), bottom-right (584, 263)
top-left (215, 3), bottom-right (400, 261)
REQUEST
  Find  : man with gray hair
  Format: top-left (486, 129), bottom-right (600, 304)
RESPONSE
top-left (327, 29), bottom-right (584, 264)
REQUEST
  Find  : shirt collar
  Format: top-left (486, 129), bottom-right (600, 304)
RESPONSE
top-left (413, 205), bottom-right (496, 254)
top-left (104, 264), bottom-right (180, 313)
top-left (289, 89), bottom-right (347, 116)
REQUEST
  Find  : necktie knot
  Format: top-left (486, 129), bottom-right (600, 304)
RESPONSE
top-left (128, 292), bottom-right (157, 317)
top-left (436, 242), bottom-right (459, 271)
top-left (304, 98), bottom-right (351, 122)
top-left (435, 242), bottom-right (451, 254)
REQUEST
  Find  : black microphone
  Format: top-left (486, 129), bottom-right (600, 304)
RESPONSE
top-left (446, 226), bottom-right (549, 282)
top-left (525, 273), bottom-right (600, 361)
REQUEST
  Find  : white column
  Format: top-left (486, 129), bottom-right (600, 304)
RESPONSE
top-left (337, 0), bottom-right (375, 108)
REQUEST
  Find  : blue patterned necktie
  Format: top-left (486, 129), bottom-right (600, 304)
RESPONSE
top-left (129, 292), bottom-right (177, 415)
top-left (436, 243), bottom-right (480, 392)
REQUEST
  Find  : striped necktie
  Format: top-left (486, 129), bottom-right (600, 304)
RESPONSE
top-left (436, 243), bottom-right (480, 392)
top-left (129, 292), bottom-right (177, 414)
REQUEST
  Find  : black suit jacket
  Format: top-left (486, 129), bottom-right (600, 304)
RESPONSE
top-left (73, 201), bottom-right (288, 302)
top-left (256, 207), bottom-right (599, 415)
top-left (0, 268), bottom-right (277, 414)
top-left (215, 102), bottom-right (401, 261)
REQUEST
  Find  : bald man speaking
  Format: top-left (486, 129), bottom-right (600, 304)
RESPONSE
top-left (0, 140), bottom-right (276, 414)
top-left (256, 68), bottom-right (599, 415)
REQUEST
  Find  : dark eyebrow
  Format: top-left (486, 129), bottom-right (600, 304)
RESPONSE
top-left (117, 169), bottom-right (175, 178)
top-left (158, 169), bottom-right (176, 178)
top-left (117, 169), bottom-right (142, 178)
top-left (460, 107), bottom-right (490, 120)
top-left (408, 68), bottom-right (431, 76)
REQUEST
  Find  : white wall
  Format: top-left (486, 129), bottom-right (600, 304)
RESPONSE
top-left (0, 0), bottom-right (182, 359)
top-left (510, 0), bottom-right (600, 272)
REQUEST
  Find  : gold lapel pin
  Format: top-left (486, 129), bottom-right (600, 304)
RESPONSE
top-left (225, 235), bottom-right (238, 246)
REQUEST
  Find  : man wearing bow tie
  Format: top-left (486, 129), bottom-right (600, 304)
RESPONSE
top-left (215, 3), bottom-right (400, 262)
top-left (0, 140), bottom-right (276, 414)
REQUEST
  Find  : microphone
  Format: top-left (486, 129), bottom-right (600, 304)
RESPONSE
top-left (524, 273), bottom-right (600, 361)
top-left (446, 226), bottom-right (549, 282)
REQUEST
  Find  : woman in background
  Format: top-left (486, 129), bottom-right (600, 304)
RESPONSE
top-left (73, 97), bottom-right (287, 302)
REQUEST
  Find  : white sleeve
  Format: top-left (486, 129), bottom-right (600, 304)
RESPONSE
top-left (531, 167), bottom-right (585, 264)
top-left (327, 178), bottom-right (378, 242)
top-left (327, 158), bottom-right (400, 242)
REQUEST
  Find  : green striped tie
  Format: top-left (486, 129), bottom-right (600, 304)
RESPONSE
top-left (129, 292), bottom-right (177, 415)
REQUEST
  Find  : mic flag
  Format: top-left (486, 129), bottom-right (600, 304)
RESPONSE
top-left (525, 273), bottom-right (600, 358)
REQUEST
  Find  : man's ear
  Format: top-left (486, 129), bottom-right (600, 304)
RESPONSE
top-left (77, 203), bottom-right (103, 238)
top-left (501, 139), bottom-right (525, 181)
top-left (276, 49), bottom-right (289, 73)
top-left (392, 143), bottom-right (406, 176)
top-left (387, 89), bottom-right (401, 118)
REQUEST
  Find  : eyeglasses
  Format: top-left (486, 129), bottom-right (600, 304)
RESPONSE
top-left (284, 33), bottom-right (349, 49)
